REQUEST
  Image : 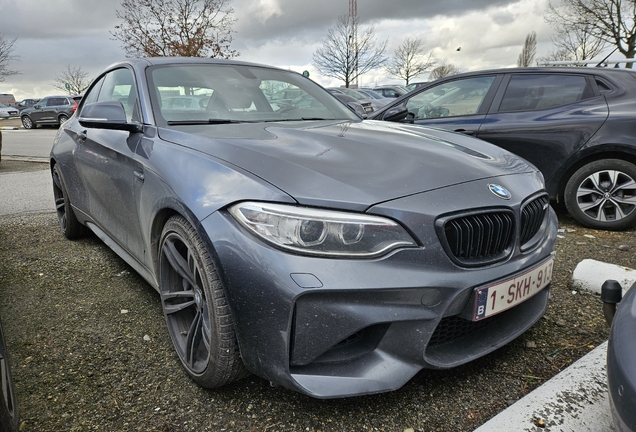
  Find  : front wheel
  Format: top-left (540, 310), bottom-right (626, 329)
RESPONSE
top-left (159, 216), bottom-right (247, 388)
top-left (21, 116), bottom-right (34, 129)
top-left (564, 159), bottom-right (636, 230)
top-left (0, 321), bottom-right (19, 432)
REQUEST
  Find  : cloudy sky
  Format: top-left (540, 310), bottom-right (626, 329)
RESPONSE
top-left (0, 0), bottom-right (616, 100)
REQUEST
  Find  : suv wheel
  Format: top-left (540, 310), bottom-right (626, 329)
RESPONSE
top-left (58, 114), bottom-right (69, 126)
top-left (21, 116), bottom-right (34, 129)
top-left (564, 159), bottom-right (636, 230)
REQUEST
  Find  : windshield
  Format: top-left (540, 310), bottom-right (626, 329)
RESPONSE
top-left (147, 64), bottom-right (359, 126)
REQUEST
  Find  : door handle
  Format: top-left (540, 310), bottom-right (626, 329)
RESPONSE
top-left (134, 170), bottom-right (145, 182)
top-left (454, 129), bottom-right (475, 135)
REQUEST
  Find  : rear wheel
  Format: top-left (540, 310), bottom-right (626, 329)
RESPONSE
top-left (159, 216), bottom-right (247, 388)
top-left (20, 116), bottom-right (33, 129)
top-left (51, 165), bottom-right (84, 239)
top-left (58, 114), bottom-right (69, 126)
top-left (564, 159), bottom-right (636, 230)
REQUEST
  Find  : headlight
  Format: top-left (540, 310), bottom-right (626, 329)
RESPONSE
top-left (229, 202), bottom-right (417, 258)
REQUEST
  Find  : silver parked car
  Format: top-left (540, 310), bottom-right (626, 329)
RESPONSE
top-left (0, 103), bottom-right (18, 118)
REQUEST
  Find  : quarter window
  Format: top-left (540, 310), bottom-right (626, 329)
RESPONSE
top-left (499, 74), bottom-right (595, 112)
top-left (97, 68), bottom-right (139, 122)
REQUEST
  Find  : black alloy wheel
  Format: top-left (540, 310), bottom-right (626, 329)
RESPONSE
top-left (0, 322), bottom-right (19, 432)
top-left (565, 159), bottom-right (636, 230)
top-left (20, 116), bottom-right (33, 130)
top-left (159, 216), bottom-right (247, 388)
top-left (51, 165), bottom-right (84, 239)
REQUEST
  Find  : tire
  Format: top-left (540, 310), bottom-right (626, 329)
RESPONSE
top-left (159, 216), bottom-right (247, 388)
top-left (51, 165), bottom-right (84, 239)
top-left (564, 159), bottom-right (636, 230)
top-left (58, 114), bottom-right (69, 126)
top-left (0, 322), bottom-right (19, 432)
top-left (20, 116), bottom-right (33, 129)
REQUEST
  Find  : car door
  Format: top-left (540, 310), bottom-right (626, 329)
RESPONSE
top-left (40, 97), bottom-right (68, 124)
top-left (71, 67), bottom-right (145, 261)
top-left (476, 73), bottom-right (609, 184)
top-left (29, 97), bottom-right (50, 124)
top-left (393, 75), bottom-right (503, 135)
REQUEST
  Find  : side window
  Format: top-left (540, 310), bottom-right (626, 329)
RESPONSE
top-left (37, 98), bottom-right (48, 107)
top-left (97, 68), bottom-right (139, 122)
top-left (405, 76), bottom-right (495, 119)
top-left (499, 74), bottom-right (595, 112)
top-left (48, 98), bottom-right (65, 106)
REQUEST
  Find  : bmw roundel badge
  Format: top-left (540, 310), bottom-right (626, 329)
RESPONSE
top-left (488, 184), bottom-right (511, 200)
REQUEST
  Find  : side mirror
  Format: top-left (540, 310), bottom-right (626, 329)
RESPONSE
top-left (382, 106), bottom-right (410, 122)
top-left (78, 101), bottom-right (142, 133)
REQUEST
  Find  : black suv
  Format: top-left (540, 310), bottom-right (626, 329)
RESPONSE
top-left (372, 67), bottom-right (636, 230)
top-left (20, 95), bottom-right (82, 129)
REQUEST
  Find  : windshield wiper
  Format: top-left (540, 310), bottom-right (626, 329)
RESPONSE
top-left (167, 119), bottom-right (245, 125)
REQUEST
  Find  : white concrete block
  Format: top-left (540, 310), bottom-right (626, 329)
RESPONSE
top-left (572, 259), bottom-right (636, 295)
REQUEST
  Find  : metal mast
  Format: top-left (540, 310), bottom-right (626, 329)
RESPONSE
top-left (349, 0), bottom-right (358, 87)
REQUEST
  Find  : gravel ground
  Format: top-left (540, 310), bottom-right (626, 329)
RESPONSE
top-left (0, 162), bottom-right (635, 432)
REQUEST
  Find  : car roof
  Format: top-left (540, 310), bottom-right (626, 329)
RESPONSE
top-left (428, 66), bottom-right (636, 79)
top-left (105, 57), bottom-right (290, 72)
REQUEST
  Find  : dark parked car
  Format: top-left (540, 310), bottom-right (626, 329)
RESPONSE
top-left (369, 85), bottom-right (410, 98)
top-left (405, 81), bottom-right (429, 92)
top-left (15, 98), bottom-right (40, 112)
top-left (327, 87), bottom-right (387, 113)
top-left (0, 318), bottom-right (19, 432)
top-left (372, 67), bottom-right (636, 230)
top-left (21, 95), bottom-right (82, 129)
top-left (602, 280), bottom-right (636, 432)
top-left (50, 57), bottom-right (556, 398)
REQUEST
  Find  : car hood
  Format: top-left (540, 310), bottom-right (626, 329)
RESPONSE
top-left (158, 120), bottom-right (535, 210)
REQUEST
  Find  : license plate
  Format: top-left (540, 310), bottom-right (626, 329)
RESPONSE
top-left (473, 256), bottom-right (554, 321)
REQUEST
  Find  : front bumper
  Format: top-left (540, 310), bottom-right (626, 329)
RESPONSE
top-left (202, 178), bottom-right (557, 398)
top-left (607, 283), bottom-right (636, 432)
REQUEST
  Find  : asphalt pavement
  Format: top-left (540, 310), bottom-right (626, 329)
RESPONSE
top-left (0, 127), bottom-right (623, 431)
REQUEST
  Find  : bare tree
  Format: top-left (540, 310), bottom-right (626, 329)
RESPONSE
top-left (111, 0), bottom-right (238, 58)
top-left (551, 24), bottom-right (606, 60)
top-left (537, 48), bottom-right (575, 65)
top-left (53, 65), bottom-right (92, 95)
top-left (312, 14), bottom-right (387, 88)
top-left (0, 34), bottom-right (19, 82)
top-left (546, 0), bottom-right (636, 68)
top-left (428, 61), bottom-right (460, 80)
top-left (517, 31), bottom-right (537, 66)
top-left (385, 38), bottom-right (436, 85)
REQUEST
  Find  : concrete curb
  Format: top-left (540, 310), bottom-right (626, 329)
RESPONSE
top-left (0, 126), bottom-right (18, 130)
top-left (474, 341), bottom-right (612, 432)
